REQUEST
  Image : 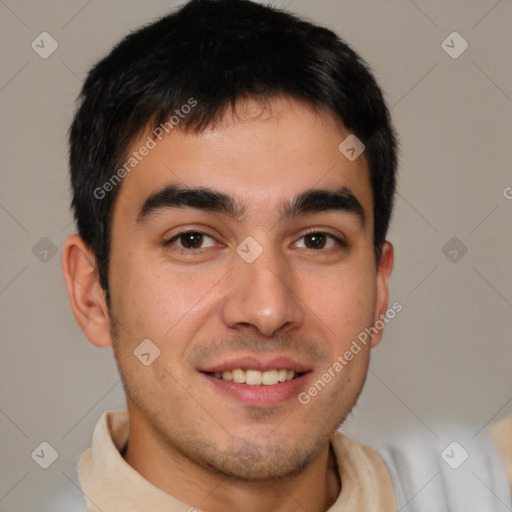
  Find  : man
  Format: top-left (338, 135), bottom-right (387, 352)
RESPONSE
top-left (53, 0), bottom-right (510, 511)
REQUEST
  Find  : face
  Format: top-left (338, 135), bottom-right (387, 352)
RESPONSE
top-left (105, 96), bottom-right (392, 480)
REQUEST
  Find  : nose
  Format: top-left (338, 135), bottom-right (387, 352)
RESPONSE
top-left (220, 239), bottom-right (305, 338)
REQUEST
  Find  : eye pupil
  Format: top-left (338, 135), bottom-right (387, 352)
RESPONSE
top-left (182, 232), bottom-right (202, 249)
top-left (305, 233), bottom-right (326, 249)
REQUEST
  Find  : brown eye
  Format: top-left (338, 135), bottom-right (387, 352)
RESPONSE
top-left (166, 231), bottom-right (216, 250)
top-left (295, 232), bottom-right (344, 250)
top-left (304, 233), bottom-right (328, 249)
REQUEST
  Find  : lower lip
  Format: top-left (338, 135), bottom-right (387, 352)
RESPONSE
top-left (201, 372), bottom-right (311, 407)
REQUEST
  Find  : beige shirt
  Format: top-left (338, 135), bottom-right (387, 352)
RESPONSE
top-left (78, 409), bottom-right (397, 512)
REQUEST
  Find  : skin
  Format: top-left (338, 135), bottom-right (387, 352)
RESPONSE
top-left (62, 96), bottom-right (394, 512)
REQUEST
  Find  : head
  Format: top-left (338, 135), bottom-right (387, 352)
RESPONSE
top-left (63, 0), bottom-right (397, 481)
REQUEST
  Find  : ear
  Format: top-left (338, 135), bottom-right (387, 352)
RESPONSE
top-left (370, 241), bottom-right (394, 348)
top-left (62, 234), bottom-right (112, 348)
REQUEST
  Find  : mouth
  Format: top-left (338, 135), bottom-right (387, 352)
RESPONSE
top-left (198, 357), bottom-right (313, 407)
top-left (203, 368), bottom-right (305, 385)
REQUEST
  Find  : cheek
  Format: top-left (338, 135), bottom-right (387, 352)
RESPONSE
top-left (110, 252), bottom-right (221, 346)
top-left (301, 265), bottom-right (376, 342)
top-left (125, 273), bottom-right (198, 338)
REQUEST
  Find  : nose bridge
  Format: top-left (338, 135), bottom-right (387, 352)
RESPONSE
top-left (221, 235), bottom-right (304, 337)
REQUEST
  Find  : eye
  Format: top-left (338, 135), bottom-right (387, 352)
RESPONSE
top-left (165, 231), bottom-right (217, 251)
top-left (294, 231), bottom-right (346, 251)
top-left (163, 229), bottom-right (346, 254)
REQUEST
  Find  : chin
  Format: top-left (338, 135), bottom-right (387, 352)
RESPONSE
top-left (193, 434), bottom-right (323, 482)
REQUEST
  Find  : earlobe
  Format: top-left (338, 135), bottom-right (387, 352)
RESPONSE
top-left (62, 234), bottom-right (112, 348)
top-left (370, 241), bottom-right (394, 348)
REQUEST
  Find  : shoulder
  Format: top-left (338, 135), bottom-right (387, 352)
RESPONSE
top-left (376, 421), bottom-right (511, 512)
top-left (330, 430), bottom-right (397, 510)
top-left (332, 428), bottom-right (392, 477)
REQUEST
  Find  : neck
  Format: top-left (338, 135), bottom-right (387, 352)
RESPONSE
top-left (123, 408), bottom-right (341, 512)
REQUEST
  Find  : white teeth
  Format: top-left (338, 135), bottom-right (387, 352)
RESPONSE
top-left (232, 368), bottom-right (245, 383)
top-left (246, 370), bottom-right (262, 386)
top-left (277, 369), bottom-right (288, 382)
top-left (213, 368), bottom-right (298, 385)
top-left (262, 370), bottom-right (278, 385)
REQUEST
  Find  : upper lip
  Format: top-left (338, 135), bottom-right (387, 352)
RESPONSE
top-left (198, 355), bottom-right (313, 374)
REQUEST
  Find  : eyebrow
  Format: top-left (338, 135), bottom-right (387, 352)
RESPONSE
top-left (136, 184), bottom-right (365, 228)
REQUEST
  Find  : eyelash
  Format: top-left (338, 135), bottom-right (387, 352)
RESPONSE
top-left (163, 229), bottom-right (347, 255)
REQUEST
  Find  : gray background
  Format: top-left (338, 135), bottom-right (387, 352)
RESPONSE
top-left (1, 0), bottom-right (511, 509)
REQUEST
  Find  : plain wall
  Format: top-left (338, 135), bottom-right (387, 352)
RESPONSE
top-left (1, 0), bottom-right (511, 508)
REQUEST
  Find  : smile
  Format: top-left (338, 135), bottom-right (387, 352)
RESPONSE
top-left (205, 368), bottom-right (302, 385)
top-left (200, 370), bottom-right (312, 407)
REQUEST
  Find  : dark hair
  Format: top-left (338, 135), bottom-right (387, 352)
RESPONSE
top-left (69, 0), bottom-right (397, 305)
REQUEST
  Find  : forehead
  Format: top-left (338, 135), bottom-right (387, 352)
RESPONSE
top-left (111, 96), bottom-right (373, 228)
